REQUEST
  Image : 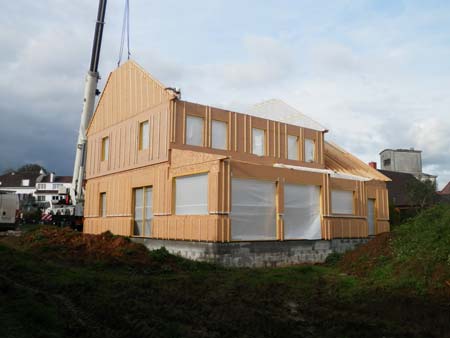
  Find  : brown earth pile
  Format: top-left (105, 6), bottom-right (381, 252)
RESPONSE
top-left (338, 232), bottom-right (393, 277)
top-left (16, 226), bottom-right (182, 270)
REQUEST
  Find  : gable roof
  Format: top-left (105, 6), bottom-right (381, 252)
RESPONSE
top-left (0, 172), bottom-right (41, 188)
top-left (438, 181), bottom-right (450, 195)
top-left (247, 99), bottom-right (327, 132)
top-left (325, 142), bottom-right (390, 181)
top-left (87, 60), bottom-right (172, 135)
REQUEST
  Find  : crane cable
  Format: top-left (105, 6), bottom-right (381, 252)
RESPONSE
top-left (117, 0), bottom-right (130, 67)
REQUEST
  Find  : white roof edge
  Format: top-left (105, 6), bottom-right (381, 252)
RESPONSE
top-left (273, 163), bottom-right (371, 182)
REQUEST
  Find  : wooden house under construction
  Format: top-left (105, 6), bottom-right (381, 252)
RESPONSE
top-left (83, 60), bottom-right (390, 266)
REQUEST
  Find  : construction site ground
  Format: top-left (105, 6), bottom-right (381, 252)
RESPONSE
top-left (1, 205), bottom-right (449, 338)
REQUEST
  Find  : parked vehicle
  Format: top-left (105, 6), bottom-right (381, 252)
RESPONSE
top-left (0, 192), bottom-right (19, 230)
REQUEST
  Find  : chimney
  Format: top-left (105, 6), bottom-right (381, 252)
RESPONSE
top-left (368, 162), bottom-right (377, 169)
top-left (50, 172), bottom-right (55, 183)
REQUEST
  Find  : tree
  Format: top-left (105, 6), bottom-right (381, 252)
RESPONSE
top-left (16, 164), bottom-right (46, 174)
top-left (407, 178), bottom-right (437, 211)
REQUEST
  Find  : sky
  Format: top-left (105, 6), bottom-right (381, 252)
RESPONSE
top-left (0, 0), bottom-right (449, 189)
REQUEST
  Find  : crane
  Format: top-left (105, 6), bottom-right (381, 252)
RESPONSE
top-left (70, 0), bottom-right (107, 216)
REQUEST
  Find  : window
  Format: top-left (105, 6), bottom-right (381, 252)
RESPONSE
top-left (21, 179), bottom-right (30, 187)
top-left (52, 183), bottom-right (63, 190)
top-left (52, 196), bottom-right (59, 201)
top-left (287, 135), bottom-right (299, 160)
top-left (133, 186), bottom-right (153, 236)
top-left (331, 190), bottom-right (354, 214)
top-left (100, 192), bottom-right (106, 217)
top-left (231, 178), bottom-right (276, 240)
top-left (101, 137), bottom-right (109, 161)
top-left (252, 128), bottom-right (265, 156)
top-left (37, 196), bottom-right (45, 201)
top-left (211, 120), bottom-right (227, 150)
top-left (175, 173), bottom-right (208, 215)
top-left (305, 138), bottom-right (315, 162)
top-left (186, 115), bottom-right (204, 146)
top-left (284, 184), bottom-right (321, 239)
top-left (139, 120), bottom-right (149, 150)
top-left (37, 183), bottom-right (46, 190)
top-left (383, 158), bottom-right (391, 167)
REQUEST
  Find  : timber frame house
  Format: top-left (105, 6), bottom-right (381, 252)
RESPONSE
top-left (83, 60), bottom-right (390, 243)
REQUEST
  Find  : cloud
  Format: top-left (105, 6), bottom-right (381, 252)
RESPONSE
top-left (0, 0), bottom-right (449, 191)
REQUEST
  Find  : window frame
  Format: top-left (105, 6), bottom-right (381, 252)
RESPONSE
top-left (252, 127), bottom-right (266, 156)
top-left (133, 186), bottom-right (153, 237)
top-left (211, 119), bottom-right (228, 150)
top-left (287, 134), bottom-right (299, 160)
top-left (331, 189), bottom-right (354, 215)
top-left (100, 192), bottom-right (107, 217)
top-left (185, 115), bottom-right (204, 146)
top-left (174, 172), bottom-right (209, 215)
top-left (101, 136), bottom-right (109, 162)
top-left (139, 120), bottom-right (150, 151)
top-left (304, 138), bottom-right (315, 163)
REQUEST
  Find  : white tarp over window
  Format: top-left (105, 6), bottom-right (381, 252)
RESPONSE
top-left (368, 199), bottom-right (375, 235)
top-left (186, 115), bottom-right (204, 146)
top-left (305, 138), bottom-right (315, 162)
top-left (252, 128), bottom-right (265, 156)
top-left (175, 173), bottom-right (208, 215)
top-left (331, 190), bottom-right (354, 214)
top-left (287, 135), bottom-right (299, 160)
top-left (212, 120), bottom-right (227, 150)
top-left (284, 184), bottom-right (321, 240)
top-left (231, 178), bottom-right (276, 240)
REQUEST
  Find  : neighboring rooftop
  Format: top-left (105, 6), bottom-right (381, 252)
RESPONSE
top-left (40, 175), bottom-right (72, 183)
top-left (0, 171), bottom-right (41, 188)
top-left (378, 169), bottom-right (419, 207)
top-left (379, 148), bottom-right (422, 154)
top-left (247, 99), bottom-right (328, 132)
top-left (438, 181), bottom-right (450, 195)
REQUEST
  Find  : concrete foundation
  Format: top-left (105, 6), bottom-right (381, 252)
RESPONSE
top-left (133, 238), bottom-right (369, 268)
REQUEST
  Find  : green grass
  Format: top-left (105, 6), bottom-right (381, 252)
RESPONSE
top-left (1, 209), bottom-right (450, 338)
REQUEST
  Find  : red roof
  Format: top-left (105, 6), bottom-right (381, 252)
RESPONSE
top-left (438, 181), bottom-right (450, 195)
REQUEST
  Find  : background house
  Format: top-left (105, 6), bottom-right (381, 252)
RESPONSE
top-left (0, 168), bottom-right (72, 209)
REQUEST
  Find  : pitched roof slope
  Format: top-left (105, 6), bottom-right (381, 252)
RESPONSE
top-left (87, 60), bottom-right (172, 135)
top-left (438, 181), bottom-right (450, 195)
top-left (247, 99), bottom-right (327, 132)
top-left (0, 172), bottom-right (41, 188)
top-left (325, 142), bottom-right (390, 181)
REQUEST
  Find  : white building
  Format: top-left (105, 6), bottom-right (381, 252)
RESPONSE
top-left (0, 169), bottom-right (72, 208)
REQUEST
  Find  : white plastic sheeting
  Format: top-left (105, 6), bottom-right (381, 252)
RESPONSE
top-left (186, 115), bottom-right (204, 146)
top-left (331, 190), bottom-right (354, 214)
top-left (231, 178), bottom-right (276, 240)
top-left (252, 128), bottom-right (265, 156)
top-left (212, 120), bottom-right (227, 150)
top-left (284, 184), bottom-right (321, 239)
top-left (287, 135), bottom-right (299, 160)
top-left (305, 138), bottom-right (315, 162)
top-left (175, 173), bottom-right (208, 215)
top-left (368, 199), bottom-right (375, 235)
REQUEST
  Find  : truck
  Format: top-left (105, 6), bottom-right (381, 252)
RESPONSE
top-left (0, 192), bottom-right (19, 230)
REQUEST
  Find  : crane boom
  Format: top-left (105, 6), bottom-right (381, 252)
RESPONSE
top-left (71, 0), bottom-right (107, 213)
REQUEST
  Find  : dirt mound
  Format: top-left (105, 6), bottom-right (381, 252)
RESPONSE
top-left (338, 232), bottom-right (393, 277)
top-left (18, 226), bottom-right (183, 271)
